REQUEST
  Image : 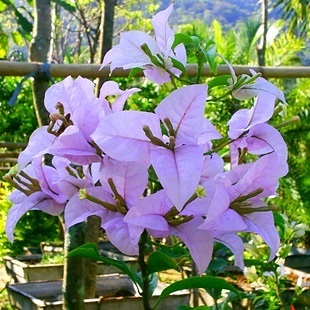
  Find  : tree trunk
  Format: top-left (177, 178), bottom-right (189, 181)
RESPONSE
top-left (62, 223), bottom-right (86, 310)
top-left (84, 216), bottom-right (101, 298)
top-left (95, 0), bottom-right (117, 96)
top-left (28, 0), bottom-right (51, 126)
top-left (257, 0), bottom-right (268, 67)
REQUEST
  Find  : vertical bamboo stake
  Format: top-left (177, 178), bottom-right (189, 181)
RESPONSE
top-left (62, 222), bottom-right (86, 310)
top-left (28, 0), bottom-right (51, 126)
top-left (84, 216), bottom-right (101, 298)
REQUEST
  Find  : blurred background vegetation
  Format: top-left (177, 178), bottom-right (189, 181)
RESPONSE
top-left (0, 0), bottom-right (309, 258)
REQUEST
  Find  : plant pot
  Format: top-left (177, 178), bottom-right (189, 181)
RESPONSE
top-left (4, 253), bottom-right (138, 283)
top-left (7, 275), bottom-right (190, 310)
top-left (3, 255), bottom-right (63, 283)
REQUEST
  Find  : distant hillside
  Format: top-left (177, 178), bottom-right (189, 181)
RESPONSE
top-left (160, 0), bottom-right (261, 29)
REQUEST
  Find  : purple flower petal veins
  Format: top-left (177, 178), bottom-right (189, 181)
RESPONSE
top-left (99, 157), bottom-right (148, 208)
top-left (151, 145), bottom-right (203, 210)
top-left (155, 84), bottom-right (208, 146)
top-left (91, 111), bottom-right (162, 167)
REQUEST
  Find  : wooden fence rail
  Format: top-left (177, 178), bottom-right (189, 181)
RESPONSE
top-left (0, 61), bottom-right (310, 79)
top-left (0, 142), bottom-right (27, 171)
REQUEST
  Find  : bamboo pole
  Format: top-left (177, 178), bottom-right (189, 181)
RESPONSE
top-left (0, 61), bottom-right (309, 79)
top-left (0, 141), bottom-right (27, 148)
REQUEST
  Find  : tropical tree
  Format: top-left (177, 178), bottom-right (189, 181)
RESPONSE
top-left (49, 0), bottom-right (102, 64)
top-left (273, 0), bottom-right (310, 38)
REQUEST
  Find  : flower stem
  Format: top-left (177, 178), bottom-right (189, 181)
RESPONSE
top-left (138, 230), bottom-right (152, 310)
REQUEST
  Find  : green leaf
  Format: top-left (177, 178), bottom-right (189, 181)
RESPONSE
top-left (172, 33), bottom-right (194, 49)
top-left (154, 276), bottom-right (240, 309)
top-left (11, 31), bottom-right (24, 46)
top-left (207, 258), bottom-right (227, 273)
top-left (0, 32), bottom-right (8, 58)
top-left (147, 251), bottom-right (179, 276)
top-left (51, 0), bottom-right (76, 12)
top-left (204, 40), bottom-right (217, 74)
top-left (274, 212), bottom-right (285, 235)
top-left (14, 9), bottom-right (32, 33)
top-left (128, 67), bottom-right (144, 82)
top-left (158, 244), bottom-right (189, 259)
top-left (68, 243), bottom-right (142, 290)
top-left (204, 287), bottom-right (222, 300)
top-left (223, 291), bottom-right (244, 305)
top-left (0, 0), bottom-right (13, 5)
top-left (243, 258), bottom-right (263, 266)
top-left (170, 57), bottom-right (187, 76)
top-left (191, 36), bottom-right (201, 49)
top-left (148, 273), bottom-right (158, 296)
top-left (0, 0), bottom-right (32, 33)
top-left (140, 43), bottom-right (162, 67)
top-left (0, 2), bottom-right (6, 12)
top-left (208, 75), bottom-right (230, 90)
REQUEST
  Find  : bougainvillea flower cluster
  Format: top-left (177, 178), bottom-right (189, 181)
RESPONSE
top-left (4, 5), bottom-right (288, 275)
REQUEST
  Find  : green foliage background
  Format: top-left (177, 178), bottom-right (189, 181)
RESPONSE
top-left (0, 77), bottom-right (37, 142)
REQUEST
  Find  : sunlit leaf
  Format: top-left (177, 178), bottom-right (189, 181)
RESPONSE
top-left (172, 33), bottom-right (194, 49)
top-left (0, 32), bottom-right (8, 58)
top-left (0, 2), bottom-right (6, 11)
top-left (11, 31), bottom-right (24, 46)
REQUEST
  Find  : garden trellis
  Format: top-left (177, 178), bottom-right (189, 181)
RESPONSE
top-left (0, 61), bottom-right (310, 79)
top-left (0, 61), bottom-right (309, 170)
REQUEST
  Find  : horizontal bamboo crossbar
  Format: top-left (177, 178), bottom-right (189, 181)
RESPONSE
top-left (0, 152), bottom-right (20, 158)
top-left (0, 141), bottom-right (28, 148)
top-left (0, 158), bottom-right (17, 163)
top-left (0, 61), bottom-right (309, 79)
